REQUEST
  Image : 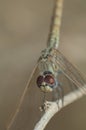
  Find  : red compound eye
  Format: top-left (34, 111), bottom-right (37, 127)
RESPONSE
top-left (44, 75), bottom-right (55, 85)
top-left (36, 75), bottom-right (44, 87)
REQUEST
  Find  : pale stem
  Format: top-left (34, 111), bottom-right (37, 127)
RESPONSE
top-left (34, 86), bottom-right (86, 130)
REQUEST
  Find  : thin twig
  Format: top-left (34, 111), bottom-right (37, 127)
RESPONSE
top-left (34, 86), bottom-right (86, 130)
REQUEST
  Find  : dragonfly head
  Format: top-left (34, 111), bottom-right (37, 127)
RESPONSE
top-left (36, 71), bottom-right (57, 92)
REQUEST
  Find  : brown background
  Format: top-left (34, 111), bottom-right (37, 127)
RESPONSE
top-left (0, 0), bottom-right (86, 130)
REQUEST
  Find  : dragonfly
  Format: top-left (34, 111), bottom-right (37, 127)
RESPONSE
top-left (36, 0), bottom-right (86, 100)
top-left (7, 0), bottom-right (86, 129)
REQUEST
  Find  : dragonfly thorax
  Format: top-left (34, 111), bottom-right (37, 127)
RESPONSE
top-left (36, 71), bottom-right (57, 92)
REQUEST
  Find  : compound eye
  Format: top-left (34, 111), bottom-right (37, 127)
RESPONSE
top-left (44, 75), bottom-right (55, 85)
top-left (36, 75), bottom-right (44, 87)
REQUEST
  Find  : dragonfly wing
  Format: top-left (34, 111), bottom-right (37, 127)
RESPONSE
top-left (7, 62), bottom-right (42, 130)
top-left (56, 70), bottom-right (77, 95)
top-left (51, 49), bottom-right (86, 93)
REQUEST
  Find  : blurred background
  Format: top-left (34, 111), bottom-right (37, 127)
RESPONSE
top-left (0, 0), bottom-right (86, 130)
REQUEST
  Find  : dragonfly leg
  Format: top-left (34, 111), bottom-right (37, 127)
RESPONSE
top-left (52, 88), bottom-right (59, 101)
top-left (52, 83), bottom-right (64, 107)
top-left (57, 84), bottom-right (64, 107)
top-left (52, 88), bottom-right (60, 109)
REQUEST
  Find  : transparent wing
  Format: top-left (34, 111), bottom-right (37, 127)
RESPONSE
top-left (56, 70), bottom-right (78, 95)
top-left (6, 49), bottom-right (86, 130)
top-left (7, 62), bottom-right (43, 130)
top-left (51, 49), bottom-right (86, 93)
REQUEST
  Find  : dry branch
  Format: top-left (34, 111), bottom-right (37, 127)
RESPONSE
top-left (34, 87), bottom-right (86, 130)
